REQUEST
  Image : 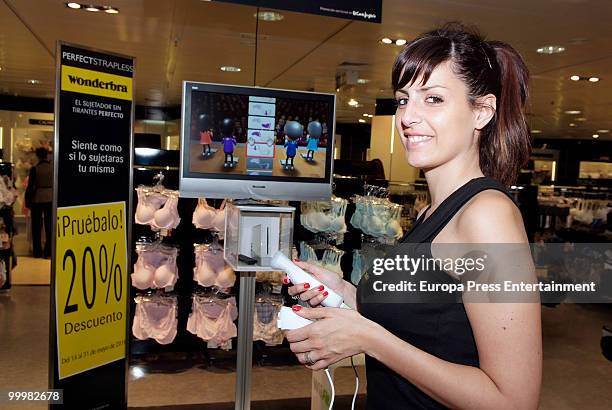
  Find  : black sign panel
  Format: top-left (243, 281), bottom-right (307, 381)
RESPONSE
top-left (49, 43), bottom-right (134, 410)
top-left (215, 0), bottom-right (382, 23)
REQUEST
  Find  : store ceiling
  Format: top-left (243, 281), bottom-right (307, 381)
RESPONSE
top-left (1, 0), bottom-right (612, 141)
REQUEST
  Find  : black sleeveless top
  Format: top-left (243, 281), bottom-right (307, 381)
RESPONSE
top-left (356, 177), bottom-right (516, 409)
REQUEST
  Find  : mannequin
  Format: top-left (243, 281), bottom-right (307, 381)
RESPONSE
top-left (221, 118), bottom-right (237, 168)
top-left (283, 121), bottom-right (302, 170)
top-left (305, 120), bottom-right (322, 161)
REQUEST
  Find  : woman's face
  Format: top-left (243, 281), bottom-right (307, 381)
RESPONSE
top-left (394, 60), bottom-right (481, 171)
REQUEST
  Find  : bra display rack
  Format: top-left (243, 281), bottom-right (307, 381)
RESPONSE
top-left (0, 162), bottom-right (17, 291)
top-left (131, 170), bottom-right (240, 363)
top-left (129, 168), bottom-right (298, 372)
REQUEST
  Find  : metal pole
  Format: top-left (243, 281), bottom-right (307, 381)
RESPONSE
top-left (235, 271), bottom-right (256, 410)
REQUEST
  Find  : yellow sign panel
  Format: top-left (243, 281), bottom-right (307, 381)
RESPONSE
top-left (55, 202), bottom-right (128, 379)
top-left (61, 65), bottom-right (132, 101)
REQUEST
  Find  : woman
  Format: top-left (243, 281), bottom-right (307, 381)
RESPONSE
top-left (285, 23), bottom-right (542, 409)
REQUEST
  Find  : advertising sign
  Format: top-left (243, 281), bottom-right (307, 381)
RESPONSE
top-left (215, 0), bottom-right (383, 23)
top-left (50, 42), bottom-right (133, 409)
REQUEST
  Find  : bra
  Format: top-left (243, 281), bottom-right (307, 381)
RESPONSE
top-left (193, 246), bottom-right (236, 289)
top-left (131, 248), bottom-right (179, 290)
top-left (136, 188), bottom-right (181, 230)
top-left (135, 190), bottom-right (166, 225)
top-left (132, 298), bottom-right (178, 345)
top-left (153, 196), bottom-right (181, 229)
top-left (193, 199), bottom-right (226, 235)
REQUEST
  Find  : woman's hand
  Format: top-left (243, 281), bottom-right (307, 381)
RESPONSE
top-left (284, 305), bottom-right (377, 371)
top-left (285, 260), bottom-right (347, 307)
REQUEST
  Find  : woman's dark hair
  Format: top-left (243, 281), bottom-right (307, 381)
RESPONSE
top-left (35, 147), bottom-right (48, 160)
top-left (391, 22), bottom-right (530, 186)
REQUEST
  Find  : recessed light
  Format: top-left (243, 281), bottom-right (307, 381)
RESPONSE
top-left (537, 45), bottom-right (565, 54)
top-left (254, 10), bottom-right (283, 21)
top-left (395, 39), bottom-right (407, 46)
top-left (103, 7), bottom-right (119, 14)
top-left (335, 88), bottom-right (340, 92)
top-left (531, 129), bottom-right (542, 134)
top-left (569, 123), bottom-right (576, 127)
top-left (26, 79), bottom-right (41, 85)
top-left (596, 129), bottom-right (609, 133)
top-left (367, 114), bottom-right (373, 118)
top-left (575, 117), bottom-right (587, 121)
top-left (358, 119), bottom-right (366, 123)
top-left (66, 2), bottom-right (81, 8)
top-left (564, 110), bottom-right (581, 115)
top-left (348, 98), bottom-right (359, 107)
top-left (588, 77), bottom-right (600, 82)
top-left (84, 5), bottom-right (101, 12)
top-left (357, 78), bottom-right (370, 84)
top-left (362, 113), bottom-right (369, 117)
top-left (381, 37), bottom-right (392, 44)
top-left (570, 75), bottom-right (580, 81)
top-left (220, 66), bottom-right (241, 72)
top-left (592, 134), bottom-right (599, 139)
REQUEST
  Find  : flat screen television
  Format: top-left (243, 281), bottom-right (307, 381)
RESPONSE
top-left (179, 81), bottom-right (335, 200)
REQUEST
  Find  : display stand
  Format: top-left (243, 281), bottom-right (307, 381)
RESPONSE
top-left (225, 201), bottom-right (295, 410)
top-left (235, 271), bottom-right (256, 410)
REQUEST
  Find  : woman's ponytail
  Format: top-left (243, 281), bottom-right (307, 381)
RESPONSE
top-left (479, 41), bottom-right (531, 186)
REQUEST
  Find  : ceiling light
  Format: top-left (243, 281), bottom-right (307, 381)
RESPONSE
top-left (596, 129), bottom-right (609, 133)
top-left (592, 134), bottom-right (599, 139)
top-left (588, 77), bottom-right (600, 82)
top-left (575, 117), bottom-right (587, 121)
top-left (362, 113), bottom-right (369, 117)
top-left (220, 66), bottom-right (241, 72)
top-left (531, 129), bottom-right (542, 134)
top-left (395, 39), bottom-right (407, 46)
top-left (367, 114), bottom-right (373, 118)
top-left (26, 79), bottom-right (41, 85)
top-left (564, 110), bottom-right (581, 115)
top-left (254, 10), bottom-right (283, 21)
top-left (66, 2), bottom-right (81, 8)
top-left (570, 75), bottom-right (580, 81)
top-left (381, 37), bottom-right (392, 44)
top-left (357, 78), bottom-right (370, 84)
top-left (348, 98), bottom-right (359, 107)
top-left (103, 7), bottom-right (119, 14)
top-left (358, 119), bottom-right (366, 123)
top-left (537, 45), bottom-right (565, 54)
top-left (84, 5), bottom-right (101, 12)
top-left (569, 123), bottom-right (576, 127)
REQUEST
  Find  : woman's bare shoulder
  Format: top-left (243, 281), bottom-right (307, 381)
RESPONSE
top-left (456, 190), bottom-right (527, 243)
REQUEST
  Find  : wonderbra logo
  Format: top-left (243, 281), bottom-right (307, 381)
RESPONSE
top-left (61, 65), bottom-right (132, 101)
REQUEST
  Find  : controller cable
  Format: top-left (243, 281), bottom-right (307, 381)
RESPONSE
top-left (323, 355), bottom-right (360, 410)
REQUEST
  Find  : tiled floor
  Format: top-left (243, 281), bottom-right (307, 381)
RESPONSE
top-left (1, 286), bottom-right (611, 409)
top-left (10, 256), bottom-right (51, 285)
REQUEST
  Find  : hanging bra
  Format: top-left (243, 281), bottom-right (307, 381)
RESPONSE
top-left (193, 199), bottom-right (226, 235)
top-left (186, 296), bottom-right (238, 345)
top-left (135, 189), bottom-right (166, 225)
top-left (193, 198), bottom-right (217, 229)
top-left (152, 196), bottom-right (181, 229)
top-left (131, 248), bottom-right (179, 290)
top-left (193, 245), bottom-right (236, 289)
top-left (253, 302), bottom-right (283, 346)
top-left (132, 298), bottom-right (178, 345)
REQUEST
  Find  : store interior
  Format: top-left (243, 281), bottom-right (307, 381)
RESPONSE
top-left (0, 0), bottom-right (611, 409)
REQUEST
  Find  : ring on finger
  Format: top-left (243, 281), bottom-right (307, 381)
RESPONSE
top-left (304, 351), bottom-right (316, 366)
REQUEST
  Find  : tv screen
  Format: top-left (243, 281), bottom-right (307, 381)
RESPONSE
top-left (180, 81), bottom-right (335, 200)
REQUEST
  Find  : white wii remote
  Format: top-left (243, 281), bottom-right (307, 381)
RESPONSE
top-left (270, 251), bottom-right (344, 308)
top-left (277, 306), bottom-right (313, 330)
